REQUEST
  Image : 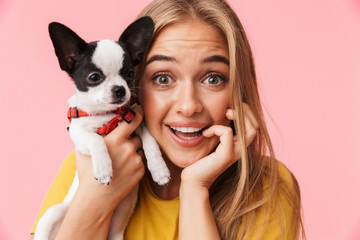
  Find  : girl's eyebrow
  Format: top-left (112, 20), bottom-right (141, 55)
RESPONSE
top-left (145, 54), bottom-right (229, 66)
top-left (146, 55), bottom-right (176, 66)
top-left (202, 55), bottom-right (229, 65)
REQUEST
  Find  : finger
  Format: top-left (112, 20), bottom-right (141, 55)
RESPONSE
top-left (108, 105), bottom-right (144, 139)
top-left (242, 104), bottom-right (259, 146)
top-left (137, 149), bottom-right (145, 161)
top-left (242, 103), bottom-right (259, 130)
top-left (244, 118), bottom-right (258, 147)
top-left (226, 104), bottom-right (258, 129)
top-left (226, 103), bottom-right (259, 139)
top-left (203, 125), bottom-right (234, 148)
top-left (233, 140), bottom-right (242, 160)
top-left (129, 135), bottom-right (143, 151)
top-left (225, 108), bottom-right (235, 121)
top-left (202, 125), bottom-right (239, 168)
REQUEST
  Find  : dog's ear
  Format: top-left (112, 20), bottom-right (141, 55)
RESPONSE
top-left (48, 22), bottom-right (88, 73)
top-left (119, 17), bottom-right (154, 65)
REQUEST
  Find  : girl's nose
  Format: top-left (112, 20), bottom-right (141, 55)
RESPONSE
top-left (174, 81), bottom-right (203, 117)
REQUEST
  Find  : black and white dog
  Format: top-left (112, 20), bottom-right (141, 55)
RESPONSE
top-left (34, 17), bottom-right (170, 240)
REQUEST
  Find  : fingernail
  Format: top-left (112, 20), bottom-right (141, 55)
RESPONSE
top-left (131, 103), bottom-right (138, 108)
top-left (202, 128), bottom-right (210, 136)
top-left (226, 108), bottom-right (233, 114)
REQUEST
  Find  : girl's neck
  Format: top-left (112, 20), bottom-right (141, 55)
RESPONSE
top-left (147, 158), bottom-right (182, 200)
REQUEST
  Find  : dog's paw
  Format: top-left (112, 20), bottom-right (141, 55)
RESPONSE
top-left (92, 159), bottom-right (113, 185)
top-left (94, 175), bottom-right (113, 185)
top-left (108, 232), bottom-right (125, 240)
top-left (151, 168), bottom-right (171, 186)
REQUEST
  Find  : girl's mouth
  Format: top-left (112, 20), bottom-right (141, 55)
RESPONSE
top-left (166, 124), bottom-right (208, 147)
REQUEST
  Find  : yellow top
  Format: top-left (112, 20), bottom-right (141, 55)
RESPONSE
top-left (31, 152), bottom-right (297, 239)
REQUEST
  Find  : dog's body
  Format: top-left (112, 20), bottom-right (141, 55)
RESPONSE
top-left (34, 17), bottom-right (170, 240)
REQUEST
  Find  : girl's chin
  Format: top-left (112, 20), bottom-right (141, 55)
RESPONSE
top-left (162, 149), bottom-right (212, 169)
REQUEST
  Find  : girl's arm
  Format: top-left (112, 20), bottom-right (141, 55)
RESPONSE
top-left (179, 180), bottom-right (220, 240)
top-left (179, 105), bottom-right (258, 239)
top-left (179, 125), bottom-right (234, 240)
top-left (54, 105), bottom-right (145, 240)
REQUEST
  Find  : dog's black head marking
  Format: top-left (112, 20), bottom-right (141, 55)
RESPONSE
top-left (48, 17), bottom-right (154, 110)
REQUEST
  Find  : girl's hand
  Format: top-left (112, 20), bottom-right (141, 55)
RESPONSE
top-left (55, 105), bottom-right (145, 240)
top-left (75, 105), bottom-right (146, 210)
top-left (181, 103), bottom-right (259, 190)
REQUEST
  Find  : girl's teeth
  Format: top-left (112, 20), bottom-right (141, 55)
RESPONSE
top-left (170, 126), bottom-right (202, 133)
top-left (176, 135), bottom-right (199, 140)
top-left (169, 126), bottom-right (204, 140)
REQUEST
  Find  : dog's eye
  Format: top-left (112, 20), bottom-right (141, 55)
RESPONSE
top-left (126, 70), bottom-right (134, 79)
top-left (88, 73), bottom-right (102, 82)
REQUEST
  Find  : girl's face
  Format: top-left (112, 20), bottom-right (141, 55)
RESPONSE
top-left (140, 19), bottom-right (230, 168)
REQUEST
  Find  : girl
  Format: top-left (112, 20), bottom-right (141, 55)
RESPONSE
top-left (31, 0), bottom-right (305, 239)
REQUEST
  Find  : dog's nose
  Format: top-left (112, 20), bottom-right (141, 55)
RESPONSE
top-left (112, 86), bottom-right (126, 99)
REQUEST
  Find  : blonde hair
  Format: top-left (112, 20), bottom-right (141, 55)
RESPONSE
top-left (135, 0), bottom-right (305, 239)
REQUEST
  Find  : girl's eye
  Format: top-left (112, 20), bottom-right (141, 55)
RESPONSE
top-left (88, 72), bottom-right (103, 82)
top-left (152, 73), bottom-right (173, 86)
top-left (202, 73), bottom-right (227, 86)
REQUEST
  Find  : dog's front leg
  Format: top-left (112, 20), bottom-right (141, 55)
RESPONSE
top-left (136, 123), bottom-right (170, 185)
top-left (70, 124), bottom-right (113, 185)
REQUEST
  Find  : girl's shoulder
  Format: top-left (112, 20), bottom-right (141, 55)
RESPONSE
top-left (253, 157), bottom-right (301, 239)
top-left (261, 156), bottom-right (298, 190)
top-left (276, 159), bottom-right (297, 188)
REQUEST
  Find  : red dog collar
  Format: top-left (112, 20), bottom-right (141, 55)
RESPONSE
top-left (67, 105), bottom-right (136, 135)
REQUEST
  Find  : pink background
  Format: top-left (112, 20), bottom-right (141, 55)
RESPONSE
top-left (1, 0), bottom-right (359, 239)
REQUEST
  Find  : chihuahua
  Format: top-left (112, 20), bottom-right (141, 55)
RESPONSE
top-left (34, 17), bottom-right (170, 240)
